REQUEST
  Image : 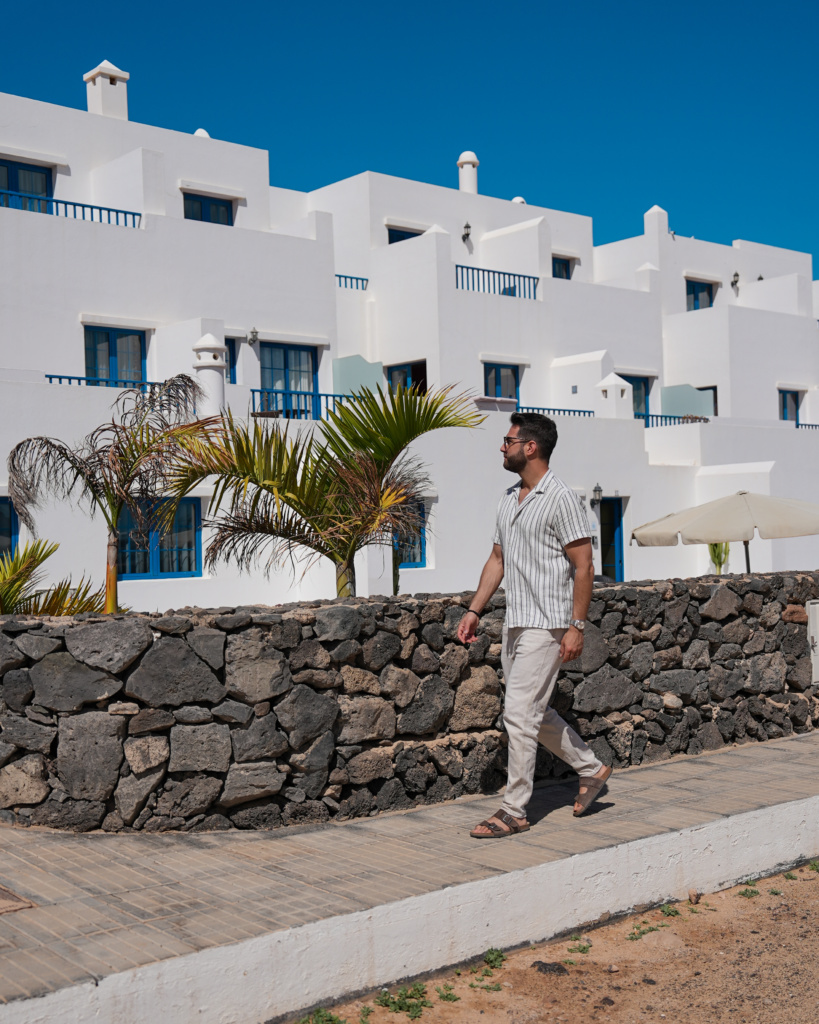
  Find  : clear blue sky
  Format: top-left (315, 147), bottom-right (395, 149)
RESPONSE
top-left (3, 0), bottom-right (818, 264)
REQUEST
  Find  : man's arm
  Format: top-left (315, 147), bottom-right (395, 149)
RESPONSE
top-left (560, 537), bottom-right (594, 662)
top-left (457, 544), bottom-right (504, 644)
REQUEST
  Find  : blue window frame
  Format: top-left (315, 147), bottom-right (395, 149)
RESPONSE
top-left (225, 338), bottom-right (238, 385)
top-left (484, 363), bottom-right (519, 401)
top-left (686, 280), bottom-right (714, 310)
top-left (386, 361), bottom-right (428, 393)
top-left (387, 227), bottom-right (423, 244)
top-left (84, 327), bottom-right (146, 385)
top-left (621, 375), bottom-right (650, 418)
top-left (779, 389), bottom-right (800, 424)
top-left (0, 498), bottom-right (19, 559)
top-left (118, 500), bottom-right (201, 579)
top-left (600, 497), bottom-right (624, 582)
top-left (0, 159), bottom-right (52, 212)
top-left (183, 193), bottom-right (233, 226)
top-left (259, 342), bottom-right (318, 417)
top-left (552, 257), bottom-right (572, 280)
top-left (394, 504), bottom-right (426, 568)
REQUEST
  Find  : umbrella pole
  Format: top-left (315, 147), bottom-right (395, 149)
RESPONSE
top-left (744, 540), bottom-right (751, 573)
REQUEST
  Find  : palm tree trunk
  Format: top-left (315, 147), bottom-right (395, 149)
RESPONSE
top-left (335, 558), bottom-right (356, 598)
top-left (105, 527), bottom-right (119, 614)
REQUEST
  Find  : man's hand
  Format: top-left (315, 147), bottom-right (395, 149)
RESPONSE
top-left (457, 610), bottom-right (479, 644)
top-left (560, 625), bottom-right (584, 663)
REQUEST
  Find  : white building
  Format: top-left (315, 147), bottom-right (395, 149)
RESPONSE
top-left (1, 63), bottom-right (818, 609)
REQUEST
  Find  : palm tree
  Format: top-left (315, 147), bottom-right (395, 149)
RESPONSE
top-left (0, 540), bottom-right (104, 615)
top-left (7, 376), bottom-right (212, 613)
top-left (169, 385), bottom-right (485, 597)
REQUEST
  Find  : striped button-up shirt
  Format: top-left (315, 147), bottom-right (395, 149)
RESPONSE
top-left (494, 470), bottom-right (591, 630)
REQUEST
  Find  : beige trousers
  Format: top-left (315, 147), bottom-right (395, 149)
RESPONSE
top-left (500, 626), bottom-right (603, 820)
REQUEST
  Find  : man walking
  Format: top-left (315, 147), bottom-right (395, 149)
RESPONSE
top-left (458, 412), bottom-right (611, 838)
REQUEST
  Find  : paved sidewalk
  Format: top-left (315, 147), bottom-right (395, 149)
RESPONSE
top-left (0, 733), bottom-right (818, 1015)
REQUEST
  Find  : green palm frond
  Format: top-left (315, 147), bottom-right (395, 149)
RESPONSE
top-left (0, 540), bottom-right (104, 615)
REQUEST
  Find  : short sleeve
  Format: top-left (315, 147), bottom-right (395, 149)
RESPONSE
top-left (553, 489), bottom-right (591, 548)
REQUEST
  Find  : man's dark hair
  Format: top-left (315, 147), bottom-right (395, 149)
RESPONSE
top-left (510, 411), bottom-right (558, 462)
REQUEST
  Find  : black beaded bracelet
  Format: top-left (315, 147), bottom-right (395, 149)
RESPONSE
top-left (466, 608), bottom-right (481, 616)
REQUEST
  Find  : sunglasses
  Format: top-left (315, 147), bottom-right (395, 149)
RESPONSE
top-left (501, 436), bottom-right (531, 448)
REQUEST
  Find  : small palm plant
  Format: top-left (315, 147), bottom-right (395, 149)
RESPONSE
top-left (708, 541), bottom-right (730, 575)
top-left (169, 385), bottom-right (484, 597)
top-left (7, 376), bottom-right (213, 613)
top-left (0, 540), bottom-right (104, 615)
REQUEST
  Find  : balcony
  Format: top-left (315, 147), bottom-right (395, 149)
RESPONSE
top-left (635, 413), bottom-right (709, 428)
top-left (251, 389), bottom-right (351, 420)
top-left (336, 275), bottom-right (368, 290)
top-left (518, 404), bottom-right (594, 418)
top-left (1, 190), bottom-right (141, 228)
top-left (456, 265), bottom-right (539, 300)
top-left (47, 375), bottom-right (159, 391)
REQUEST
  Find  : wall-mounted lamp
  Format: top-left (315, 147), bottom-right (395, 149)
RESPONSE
top-left (462, 221), bottom-right (471, 243)
top-left (731, 271), bottom-right (740, 292)
top-left (590, 482), bottom-right (603, 509)
top-left (249, 327), bottom-right (259, 346)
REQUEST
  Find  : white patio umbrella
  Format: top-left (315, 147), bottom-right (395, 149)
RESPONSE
top-left (631, 490), bottom-right (819, 572)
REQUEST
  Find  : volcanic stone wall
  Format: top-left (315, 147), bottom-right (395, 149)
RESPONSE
top-left (0, 571), bottom-right (816, 833)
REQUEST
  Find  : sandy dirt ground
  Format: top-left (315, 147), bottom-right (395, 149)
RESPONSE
top-left (299, 863), bottom-right (819, 1024)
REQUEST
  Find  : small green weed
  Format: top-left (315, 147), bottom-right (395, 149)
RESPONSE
top-left (453, 969), bottom-right (461, 976)
top-left (784, 872), bottom-right (797, 881)
top-left (737, 888), bottom-right (760, 899)
top-left (374, 983), bottom-right (432, 1019)
top-left (484, 948), bottom-right (507, 969)
top-left (298, 1010), bottom-right (348, 1024)
top-left (568, 942), bottom-right (591, 954)
top-left (660, 903), bottom-right (680, 917)
top-left (742, 879), bottom-right (757, 887)
top-left (435, 984), bottom-right (460, 1003)
top-left (359, 1010), bottom-right (373, 1024)
top-left (627, 923), bottom-right (660, 941)
top-left (562, 959), bottom-right (576, 966)
top-left (809, 860), bottom-right (819, 873)
top-left (769, 888), bottom-right (783, 896)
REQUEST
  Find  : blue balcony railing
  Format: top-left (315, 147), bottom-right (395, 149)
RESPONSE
top-left (336, 274), bottom-right (369, 290)
top-left (1, 190), bottom-right (141, 228)
top-left (797, 422), bottom-right (819, 430)
top-left (47, 375), bottom-right (159, 391)
top-left (251, 389), bottom-right (352, 420)
top-left (456, 265), bottom-right (539, 300)
top-left (518, 405), bottom-right (595, 418)
top-left (635, 413), bottom-right (709, 427)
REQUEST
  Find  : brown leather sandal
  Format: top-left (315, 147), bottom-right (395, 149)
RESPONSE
top-left (470, 808), bottom-right (531, 839)
top-left (573, 765), bottom-right (612, 817)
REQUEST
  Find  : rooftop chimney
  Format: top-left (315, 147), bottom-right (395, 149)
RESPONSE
top-left (457, 151), bottom-right (479, 194)
top-left (84, 60), bottom-right (130, 120)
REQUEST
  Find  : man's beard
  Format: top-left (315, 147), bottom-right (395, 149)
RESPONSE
top-left (503, 449), bottom-right (527, 473)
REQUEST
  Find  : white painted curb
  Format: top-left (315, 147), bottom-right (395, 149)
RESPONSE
top-left (4, 795), bottom-right (819, 1024)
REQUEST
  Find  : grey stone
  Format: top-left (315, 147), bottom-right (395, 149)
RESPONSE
top-left (0, 753), bottom-right (49, 807)
top-left (291, 669), bottom-right (340, 689)
top-left (276, 685), bottom-right (339, 749)
top-left (339, 787), bottom-right (375, 818)
top-left (186, 628), bottom-right (226, 671)
top-left (375, 777), bottom-right (413, 811)
top-left (626, 642), bottom-right (655, 681)
top-left (264, 619), bottom-right (303, 650)
top-left (327, 639), bottom-right (362, 665)
top-left (379, 665), bottom-right (421, 708)
top-left (648, 669), bottom-right (700, 704)
top-left (607, 722), bottom-right (634, 761)
top-left (282, 800), bottom-right (329, 825)
top-left (313, 605), bottom-right (362, 642)
top-left (706, 666), bottom-right (745, 702)
top-left (289, 731), bottom-right (335, 798)
top-left (683, 639), bottom-right (711, 670)
top-left (722, 620), bottom-right (751, 646)
top-left (115, 763), bottom-right (166, 825)
top-left (572, 665), bottom-right (642, 714)
top-left (411, 644), bottom-right (440, 675)
top-left (663, 597), bottom-right (689, 630)
top-left (340, 665), bottom-right (380, 695)
top-left (713, 643), bottom-right (743, 662)
top-left (700, 587), bottom-right (742, 621)
top-left (173, 706), bottom-right (213, 724)
top-left (449, 666), bottom-right (501, 731)
top-left (169, 723), bottom-right (232, 772)
top-left (397, 676), bottom-right (454, 735)
top-left (745, 652), bottom-right (787, 695)
top-left (124, 735), bottom-right (169, 774)
top-left (66, 618), bottom-right (153, 674)
top-left (421, 623), bottom-right (445, 651)
top-left (108, 701), bottom-right (140, 716)
top-left (0, 742), bottom-right (15, 768)
top-left (153, 615), bottom-right (193, 635)
top-left (653, 646), bottom-right (682, 672)
top-left (284, 786), bottom-right (306, 802)
top-left (57, 713), bottom-right (125, 801)
top-left (290, 639), bottom-right (331, 672)
top-left (382, 610), bottom-right (420, 639)
top-left (346, 747), bottom-right (394, 785)
top-left (214, 612), bottom-right (252, 632)
top-left (462, 741), bottom-right (502, 793)
top-left (220, 762), bottom-right (286, 807)
top-left (579, 622), bottom-right (610, 674)
top-left (230, 715), bottom-right (289, 762)
top-left (14, 633), bottom-right (61, 661)
top-left (360, 631), bottom-right (402, 672)
top-left (230, 801), bottom-right (282, 829)
top-left (336, 694), bottom-right (396, 743)
top-left (0, 636), bottom-right (26, 677)
top-left (212, 699), bottom-right (253, 725)
top-left (155, 776), bottom-right (223, 818)
top-left (0, 715), bottom-right (56, 754)
top-left (430, 745), bottom-right (464, 779)
top-left (641, 740), bottom-right (671, 764)
top-left (1, 669), bottom-right (34, 712)
top-left (788, 658), bottom-right (813, 693)
top-left (126, 638), bottom-right (225, 708)
top-left (26, 707), bottom-right (55, 726)
top-left (225, 632), bottom-right (292, 704)
top-left (29, 798), bottom-right (106, 832)
top-left (128, 708), bottom-right (175, 735)
top-left (439, 644), bottom-right (469, 686)
top-left (189, 814), bottom-right (233, 832)
top-left (698, 721), bottom-right (725, 750)
top-left (662, 692), bottom-right (684, 710)
top-left (30, 653), bottom-right (121, 712)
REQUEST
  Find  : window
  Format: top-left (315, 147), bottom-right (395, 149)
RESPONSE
top-left (0, 498), bottom-right (18, 559)
top-left (599, 498), bottom-right (624, 582)
top-left (621, 375), bottom-right (650, 418)
top-left (779, 390), bottom-right (800, 424)
top-left (225, 338), bottom-right (238, 385)
top-left (484, 363), bottom-right (519, 401)
top-left (697, 385), bottom-right (718, 416)
top-left (686, 280), bottom-right (714, 310)
top-left (0, 158), bottom-right (51, 212)
top-left (118, 500), bottom-right (201, 579)
top-left (84, 327), bottom-right (146, 385)
top-left (183, 193), bottom-right (233, 226)
top-left (394, 504), bottom-right (426, 568)
top-left (387, 227), bottom-right (423, 244)
top-left (259, 342), bottom-right (318, 417)
top-left (552, 257), bottom-right (572, 280)
top-left (386, 361), bottom-right (428, 394)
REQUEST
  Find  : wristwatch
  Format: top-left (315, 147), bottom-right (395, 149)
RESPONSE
top-left (570, 619), bottom-right (586, 632)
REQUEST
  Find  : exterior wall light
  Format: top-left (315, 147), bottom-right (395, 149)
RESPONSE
top-left (249, 328), bottom-right (259, 345)
top-left (590, 483), bottom-right (603, 509)
top-left (731, 272), bottom-right (740, 292)
top-left (462, 222), bottom-right (471, 243)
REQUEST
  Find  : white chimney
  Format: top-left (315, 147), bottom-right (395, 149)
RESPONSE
top-left (84, 60), bottom-right (130, 120)
top-left (457, 151), bottom-right (479, 194)
top-left (192, 334), bottom-right (227, 417)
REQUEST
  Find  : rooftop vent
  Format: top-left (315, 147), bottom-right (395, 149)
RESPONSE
top-left (83, 60), bottom-right (130, 120)
top-left (457, 151), bottom-right (479, 194)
